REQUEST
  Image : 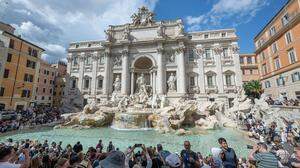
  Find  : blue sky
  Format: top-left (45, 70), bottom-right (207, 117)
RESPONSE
top-left (0, 0), bottom-right (288, 61)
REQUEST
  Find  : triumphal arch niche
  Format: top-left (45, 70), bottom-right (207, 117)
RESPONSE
top-left (67, 6), bottom-right (242, 107)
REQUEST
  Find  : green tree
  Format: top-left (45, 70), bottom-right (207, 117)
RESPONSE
top-left (243, 80), bottom-right (263, 100)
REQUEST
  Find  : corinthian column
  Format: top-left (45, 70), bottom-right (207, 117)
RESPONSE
top-left (213, 44), bottom-right (224, 93)
top-left (103, 51), bottom-right (111, 95)
top-left (156, 46), bottom-right (166, 95)
top-left (91, 51), bottom-right (98, 96)
top-left (121, 49), bottom-right (130, 95)
top-left (78, 52), bottom-right (85, 91)
top-left (231, 42), bottom-right (242, 87)
top-left (176, 43), bottom-right (187, 94)
top-left (195, 44), bottom-right (205, 93)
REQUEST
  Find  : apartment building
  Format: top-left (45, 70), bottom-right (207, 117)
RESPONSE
top-left (254, 0), bottom-right (300, 99)
top-left (51, 61), bottom-right (67, 108)
top-left (240, 53), bottom-right (260, 83)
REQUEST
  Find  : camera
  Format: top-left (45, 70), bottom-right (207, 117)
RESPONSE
top-left (246, 145), bottom-right (253, 149)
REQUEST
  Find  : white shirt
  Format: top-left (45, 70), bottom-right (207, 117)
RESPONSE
top-left (0, 162), bottom-right (21, 168)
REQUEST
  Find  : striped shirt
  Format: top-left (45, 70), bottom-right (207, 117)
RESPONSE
top-left (254, 152), bottom-right (278, 168)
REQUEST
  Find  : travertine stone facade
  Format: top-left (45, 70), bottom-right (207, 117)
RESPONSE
top-left (66, 7), bottom-right (242, 107)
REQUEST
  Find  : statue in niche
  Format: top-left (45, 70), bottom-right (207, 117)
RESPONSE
top-left (136, 73), bottom-right (147, 94)
top-left (177, 21), bottom-right (184, 36)
top-left (123, 26), bottom-right (130, 40)
top-left (113, 56), bottom-right (121, 67)
top-left (167, 73), bottom-right (176, 92)
top-left (113, 75), bottom-right (121, 92)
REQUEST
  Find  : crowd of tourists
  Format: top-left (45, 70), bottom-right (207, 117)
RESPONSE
top-left (265, 96), bottom-right (299, 106)
top-left (0, 107), bottom-right (62, 133)
top-left (1, 134), bottom-right (300, 168)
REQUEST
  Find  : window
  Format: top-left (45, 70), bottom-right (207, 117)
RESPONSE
top-left (9, 39), bottom-right (14, 49)
top-left (50, 80), bottom-right (52, 84)
top-left (204, 34), bottom-right (209, 39)
top-left (205, 49), bottom-right (211, 59)
top-left (250, 69), bottom-right (253, 74)
top-left (264, 81), bottom-right (271, 88)
top-left (84, 78), bottom-right (90, 89)
top-left (7, 53), bottom-right (12, 62)
top-left (207, 76), bottom-right (213, 86)
top-left (97, 78), bottom-right (103, 89)
top-left (36, 87), bottom-right (38, 92)
top-left (26, 60), bottom-right (36, 69)
top-left (225, 74), bottom-right (232, 86)
top-left (85, 56), bottom-right (91, 65)
top-left (285, 32), bottom-right (292, 44)
top-left (291, 72), bottom-right (300, 82)
top-left (24, 74), bottom-right (33, 82)
top-left (41, 96), bottom-right (44, 100)
top-left (0, 87), bottom-right (4, 96)
top-left (75, 44), bottom-right (79, 48)
top-left (44, 70), bottom-right (46, 74)
top-left (49, 96), bottom-right (51, 100)
top-left (28, 47), bottom-right (32, 55)
top-left (28, 47), bottom-right (38, 57)
top-left (288, 48), bottom-right (297, 64)
top-left (88, 44), bottom-right (91, 47)
top-left (47, 71), bottom-right (49, 75)
top-left (21, 90), bottom-right (30, 98)
top-left (72, 79), bottom-right (76, 88)
top-left (52, 72), bottom-right (54, 76)
top-left (240, 57), bottom-right (244, 64)
top-left (269, 26), bottom-right (276, 36)
top-left (262, 64), bottom-right (267, 75)
top-left (242, 69), bottom-right (245, 75)
top-left (282, 13), bottom-right (289, 26)
top-left (190, 77), bottom-right (195, 86)
top-left (221, 32), bottom-right (226, 37)
top-left (222, 48), bottom-right (228, 58)
top-left (272, 43), bottom-right (278, 53)
top-left (3, 69), bottom-right (9, 78)
top-left (276, 76), bottom-right (285, 86)
top-left (247, 57), bottom-right (252, 64)
top-left (43, 88), bottom-right (46, 93)
top-left (73, 57), bottom-right (78, 66)
top-left (44, 79), bottom-right (47, 84)
top-left (189, 50), bottom-right (195, 62)
top-left (261, 52), bottom-right (265, 60)
top-left (50, 89), bottom-right (52, 94)
top-left (274, 57), bottom-right (281, 70)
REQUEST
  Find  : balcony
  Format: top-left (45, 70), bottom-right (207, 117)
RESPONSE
top-left (224, 85), bottom-right (237, 93)
top-left (205, 85), bottom-right (218, 94)
top-left (222, 56), bottom-right (234, 66)
top-left (203, 58), bottom-right (215, 67)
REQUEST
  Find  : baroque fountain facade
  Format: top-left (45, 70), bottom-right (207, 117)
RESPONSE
top-left (59, 7), bottom-right (300, 133)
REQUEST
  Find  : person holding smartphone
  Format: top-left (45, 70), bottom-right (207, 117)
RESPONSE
top-left (180, 141), bottom-right (200, 168)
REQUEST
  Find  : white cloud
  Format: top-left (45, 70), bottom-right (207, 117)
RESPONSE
top-left (2, 0), bottom-right (159, 62)
top-left (186, 0), bottom-right (268, 31)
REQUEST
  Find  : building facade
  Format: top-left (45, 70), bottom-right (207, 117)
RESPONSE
top-left (239, 53), bottom-right (260, 83)
top-left (35, 60), bottom-right (57, 106)
top-left (0, 22), bottom-right (44, 110)
top-left (51, 61), bottom-right (67, 108)
top-left (66, 7), bottom-right (242, 108)
top-left (255, 0), bottom-right (300, 99)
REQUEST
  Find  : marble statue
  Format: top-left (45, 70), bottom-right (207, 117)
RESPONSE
top-left (104, 30), bottom-right (113, 42)
top-left (131, 6), bottom-right (155, 26)
top-left (123, 26), bottom-right (130, 40)
top-left (167, 73), bottom-right (176, 92)
top-left (113, 75), bottom-right (121, 92)
top-left (113, 56), bottom-right (121, 67)
top-left (136, 73), bottom-right (147, 94)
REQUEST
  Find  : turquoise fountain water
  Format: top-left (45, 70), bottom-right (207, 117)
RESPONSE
top-left (0, 127), bottom-right (253, 157)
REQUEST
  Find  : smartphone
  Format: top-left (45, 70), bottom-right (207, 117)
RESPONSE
top-left (246, 145), bottom-right (253, 149)
top-left (135, 144), bottom-right (142, 147)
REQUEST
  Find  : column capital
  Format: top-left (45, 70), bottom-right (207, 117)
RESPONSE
top-left (175, 46), bottom-right (185, 54)
top-left (213, 44), bottom-right (222, 55)
top-left (122, 49), bottom-right (129, 57)
top-left (92, 51), bottom-right (99, 60)
top-left (79, 52), bottom-right (85, 61)
top-left (194, 44), bottom-right (204, 56)
top-left (67, 53), bottom-right (73, 62)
